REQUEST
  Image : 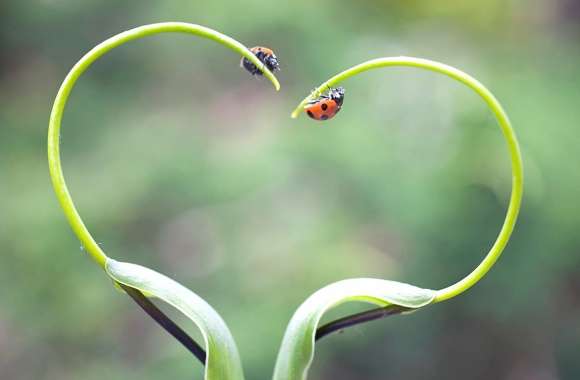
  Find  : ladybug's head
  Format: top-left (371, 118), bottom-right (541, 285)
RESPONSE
top-left (329, 87), bottom-right (345, 106)
top-left (261, 53), bottom-right (280, 73)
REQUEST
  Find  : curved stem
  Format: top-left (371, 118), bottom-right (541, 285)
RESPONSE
top-left (292, 57), bottom-right (523, 303)
top-left (48, 22), bottom-right (280, 270)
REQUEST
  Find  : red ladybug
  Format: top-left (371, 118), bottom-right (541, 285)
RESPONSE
top-left (241, 46), bottom-right (280, 76)
top-left (305, 87), bottom-right (345, 121)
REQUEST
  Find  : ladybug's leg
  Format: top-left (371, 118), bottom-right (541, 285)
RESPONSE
top-left (308, 88), bottom-right (320, 97)
top-left (310, 86), bottom-right (330, 95)
top-left (307, 95), bottom-right (329, 105)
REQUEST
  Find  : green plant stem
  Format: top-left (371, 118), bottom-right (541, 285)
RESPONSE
top-left (292, 57), bottom-right (523, 303)
top-left (48, 22), bottom-right (280, 270)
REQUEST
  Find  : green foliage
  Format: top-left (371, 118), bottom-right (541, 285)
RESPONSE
top-left (273, 279), bottom-right (435, 380)
top-left (106, 259), bottom-right (244, 380)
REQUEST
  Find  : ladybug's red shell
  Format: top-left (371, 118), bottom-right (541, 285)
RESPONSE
top-left (305, 98), bottom-right (341, 121)
top-left (304, 87), bottom-right (345, 121)
top-left (250, 46), bottom-right (274, 56)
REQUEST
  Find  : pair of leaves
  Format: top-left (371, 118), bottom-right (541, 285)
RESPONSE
top-left (107, 259), bottom-right (435, 380)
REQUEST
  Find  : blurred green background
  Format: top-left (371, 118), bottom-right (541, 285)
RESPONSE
top-left (1, 0), bottom-right (579, 379)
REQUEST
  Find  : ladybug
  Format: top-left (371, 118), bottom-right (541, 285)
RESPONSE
top-left (304, 87), bottom-right (345, 121)
top-left (241, 46), bottom-right (280, 76)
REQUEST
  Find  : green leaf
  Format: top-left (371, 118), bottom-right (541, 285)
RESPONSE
top-left (105, 258), bottom-right (244, 380)
top-left (273, 278), bottom-right (436, 380)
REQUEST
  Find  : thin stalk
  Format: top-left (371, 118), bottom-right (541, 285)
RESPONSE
top-left (292, 57), bottom-right (523, 303)
top-left (315, 304), bottom-right (408, 341)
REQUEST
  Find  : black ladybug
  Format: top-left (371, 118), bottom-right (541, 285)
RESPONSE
top-left (241, 46), bottom-right (280, 76)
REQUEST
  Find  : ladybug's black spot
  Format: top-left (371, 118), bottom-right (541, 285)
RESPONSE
top-left (307, 110), bottom-right (315, 118)
top-left (242, 57), bottom-right (261, 76)
top-left (321, 114), bottom-right (329, 120)
top-left (321, 103), bottom-right (328, 111)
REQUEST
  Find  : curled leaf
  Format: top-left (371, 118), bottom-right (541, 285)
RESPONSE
top-left (106, 259), bottom-right (244, 380)
top-left (273, 278), bottom-right (435, 380)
